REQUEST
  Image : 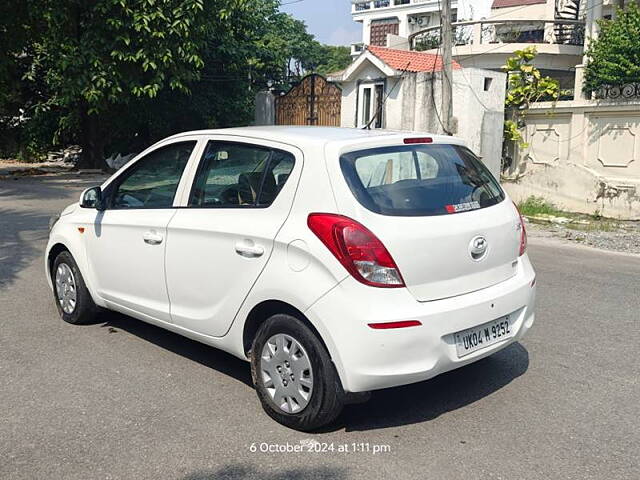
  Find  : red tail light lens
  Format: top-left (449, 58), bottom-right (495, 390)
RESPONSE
top-left (514, 203), bottom-right (527, 256)
top-left (368, 320), bottom-right (422, 329)
top-left (307, 213), bottom-right (405, 288)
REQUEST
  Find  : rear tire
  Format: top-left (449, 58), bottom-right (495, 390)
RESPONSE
top-left (251, 314), bottom-right (345, 431)
top-left (52, 251), bottom-right (99, 325)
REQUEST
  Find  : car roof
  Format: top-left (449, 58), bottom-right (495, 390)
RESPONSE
top-left (166, 126), bottom-right (464, 149)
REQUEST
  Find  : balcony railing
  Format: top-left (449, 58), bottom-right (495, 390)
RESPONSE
top-left (594, 83), bottom-right (640, 100)
top-left (409, 19), bottom-right (586, 50)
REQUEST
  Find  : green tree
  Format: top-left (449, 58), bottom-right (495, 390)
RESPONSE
top-left (23, 0), bottom-right (218, 168)
top-left (253, 12), bottom-right (319, 85)
top-left (0, 0), bottom-right (42, 158)
top-left (313, 45), bottom-right (352, 76)
top-left (584, 3), bottom-right (640, 93)
top-left (1, 0), bottom-right (351, 168)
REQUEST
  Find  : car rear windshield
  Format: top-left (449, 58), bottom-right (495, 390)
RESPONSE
top-left (340, 144), bottom-right (505, 217)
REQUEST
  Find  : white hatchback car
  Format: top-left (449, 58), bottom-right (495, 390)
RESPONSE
top-left (46, 127), bottom-right (536, 431)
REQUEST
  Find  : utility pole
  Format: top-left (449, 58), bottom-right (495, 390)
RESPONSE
top-left (441, 0), bottom-right (453, 135)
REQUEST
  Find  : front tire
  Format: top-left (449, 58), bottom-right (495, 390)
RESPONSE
top-left (52, 251), bottom-right (98, 325)
top-left (251, 314), bottom-right (345, 431)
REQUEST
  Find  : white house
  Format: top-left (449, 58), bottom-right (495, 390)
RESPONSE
top-left (350, 0), bottom-right (460, 55)
top-left (349, 0), bottom-right (618, 97)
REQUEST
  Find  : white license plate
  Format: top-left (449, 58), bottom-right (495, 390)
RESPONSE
top-left (454, 315), bottom-right (512, 358)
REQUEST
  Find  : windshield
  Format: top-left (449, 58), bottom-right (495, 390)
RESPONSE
top-left (340, 144), bottom-right (505, 217)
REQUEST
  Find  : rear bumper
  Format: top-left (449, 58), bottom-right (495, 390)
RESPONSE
top-left (305, 255), bottom-right (536, 393)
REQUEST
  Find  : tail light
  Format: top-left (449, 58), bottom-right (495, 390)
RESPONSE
top-left (514, 203), bottom-right (527, 256)
top-left (307, 213), bottom-right (405, 288)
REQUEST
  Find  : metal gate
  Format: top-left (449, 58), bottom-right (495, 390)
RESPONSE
top-left (275, 74), bottom-right (342, 126)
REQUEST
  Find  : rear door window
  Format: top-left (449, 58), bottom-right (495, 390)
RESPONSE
top-left (188, 141), bottom-right (295, 208)
top-left (340, 144), bottom-right (504, 216)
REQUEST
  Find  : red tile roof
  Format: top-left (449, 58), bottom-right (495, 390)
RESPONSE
top-left (492, 0), bottom-right (546, 9)
top-left (367, 45), bottom-right (461, 73)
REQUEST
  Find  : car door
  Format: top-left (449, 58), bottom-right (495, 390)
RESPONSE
top-left (85, 139), bottom-right (200, 321)
top-left (165, 138), bottom-right (301, 337)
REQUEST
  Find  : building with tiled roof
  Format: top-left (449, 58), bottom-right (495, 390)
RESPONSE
top-left (328, 43), bottom-right (506, 175)
top-left (366, 45), bottom-right (462, 72)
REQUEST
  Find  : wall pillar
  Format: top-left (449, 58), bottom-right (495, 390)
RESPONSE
top-left (574, 64), bottom-right (587, 99)
top-left (254, 91), bottom-right (275, 126)
top-left (472, 22), bottom-right (482, 45)
top-left (583, 0), bottom-right (604, 63)
top-left (577, 0), bottom-right (605, 100)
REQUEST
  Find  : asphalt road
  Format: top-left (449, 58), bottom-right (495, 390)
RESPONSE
top-left (1, 174), bottom-right (639, 480)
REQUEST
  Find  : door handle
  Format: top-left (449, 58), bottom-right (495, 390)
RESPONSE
top-left (235, 241), bottom-right (265, 258)
top-left (143, 231), bottom-right (164, 245)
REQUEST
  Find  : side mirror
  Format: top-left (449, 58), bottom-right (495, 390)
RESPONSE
top-left (80, 186), bottom-right (104, 210)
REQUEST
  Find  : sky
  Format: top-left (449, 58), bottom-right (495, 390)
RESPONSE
top-left (280, 0), bottom-right (362, 46)
top-left (280, 0), bottom-right (494, 46)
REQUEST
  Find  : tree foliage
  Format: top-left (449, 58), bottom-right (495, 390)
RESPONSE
top-left (584, 3), bottom-right (640, 93)
top-left (0, 0), bottom-right (351, 168)
top-left (502, 47), bottom-right (560, 149)
top-left (313, 45), bottom-right (352, 76)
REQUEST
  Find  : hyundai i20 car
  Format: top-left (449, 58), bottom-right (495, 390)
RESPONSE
top-left (46, 127), bottom-right (536, 431)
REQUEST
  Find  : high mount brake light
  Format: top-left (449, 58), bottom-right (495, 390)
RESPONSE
top-left (403, 137), bottom-right (433, 144)
top-left (513, 202), bottom-right (527, 256)
top-left (307, 213), bottom-right (405, 288)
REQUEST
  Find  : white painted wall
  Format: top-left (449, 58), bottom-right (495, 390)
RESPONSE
top-left (340, 81), bottom-right (359, 128)
top-left (505, 99), bottom-right (640, 219)
top-left (488, 3), bottom-right (550, 21)
top-left (451, 68), bottom-right (506, 174)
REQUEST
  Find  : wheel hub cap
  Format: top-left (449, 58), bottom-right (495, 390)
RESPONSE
top-left (55, 263), bottom-right (77, 314)
top-left (260, 333), bottom-right (313, 413)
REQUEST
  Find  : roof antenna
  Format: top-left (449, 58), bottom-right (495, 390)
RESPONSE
top-left (363, 61), bottom-right (411, 130)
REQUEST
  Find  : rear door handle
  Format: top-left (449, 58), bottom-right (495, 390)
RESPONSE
top-left (143, 231), bottom-right (164, 245)
top-left (235, 241), bottom-right (264, 258)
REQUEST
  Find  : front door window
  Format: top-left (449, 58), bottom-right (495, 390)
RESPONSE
top-left (109, 142), bottom-right (196, 209)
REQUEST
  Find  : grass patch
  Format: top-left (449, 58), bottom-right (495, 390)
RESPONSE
top-left (565, 221), bottom-right (617, 232)
top-left (517, 196), bottom-right (622, 233)
top-left (517, 196), bottom-right (563, 217)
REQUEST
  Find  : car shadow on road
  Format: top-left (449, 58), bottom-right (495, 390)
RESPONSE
top-left (338, 342), bottom-right (529, 432)
top-left (182, 465), bottom-right (347, 480)
top-left (99, 311), bottom-right (254, 388)
top-left (97, 311), bottom-right (528, 432)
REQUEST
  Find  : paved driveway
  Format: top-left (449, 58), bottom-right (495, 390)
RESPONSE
top-left (1, 175), bottom-right (638, 480)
